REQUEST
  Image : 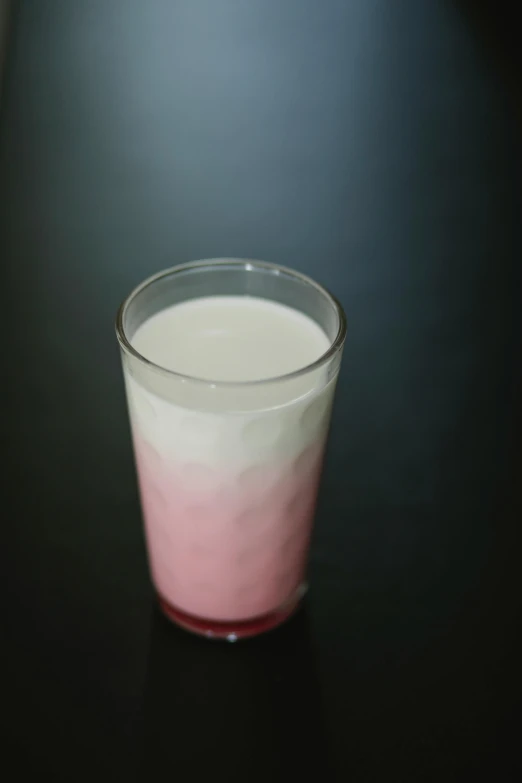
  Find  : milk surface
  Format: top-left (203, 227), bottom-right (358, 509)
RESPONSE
top-left (132, 295), bottom-right (330, 383)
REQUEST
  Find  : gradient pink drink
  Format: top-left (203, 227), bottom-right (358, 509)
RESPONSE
top-left (117, 261), bottom-right (345, 639)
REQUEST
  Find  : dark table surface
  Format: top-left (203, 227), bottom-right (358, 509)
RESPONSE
top-left (2, 1), bottom-right (521, 780)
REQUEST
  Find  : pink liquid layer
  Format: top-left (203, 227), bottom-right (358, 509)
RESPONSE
top-left (134, 439), bottom-right (325, 623)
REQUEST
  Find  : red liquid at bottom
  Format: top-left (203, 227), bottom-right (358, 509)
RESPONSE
top-left (157, 584), bottom-right (306, 641)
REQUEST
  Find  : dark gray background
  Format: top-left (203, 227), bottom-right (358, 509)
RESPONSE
top-left (2, 1), bottom-right (521, 780)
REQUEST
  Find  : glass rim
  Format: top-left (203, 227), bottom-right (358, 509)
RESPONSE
top-left (115, 258), bottom-right (347, 388)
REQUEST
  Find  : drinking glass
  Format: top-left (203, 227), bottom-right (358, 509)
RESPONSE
top-left (116, 259), bottom-right (346, 640)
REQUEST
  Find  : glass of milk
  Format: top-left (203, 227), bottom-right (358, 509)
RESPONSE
top-left (116, 259), bottom-right (346, 640)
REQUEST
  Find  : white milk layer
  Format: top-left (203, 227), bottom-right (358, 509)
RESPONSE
top-left (125, 296), bottom-right (335, 470)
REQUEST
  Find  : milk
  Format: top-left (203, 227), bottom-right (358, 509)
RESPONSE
top-left (125, 295), bottom-right (336, 624)
top-left (131, 295), bottom-right (329, 383)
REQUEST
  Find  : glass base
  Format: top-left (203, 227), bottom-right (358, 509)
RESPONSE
top-left (157, 584), bottom-right (307, 641)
